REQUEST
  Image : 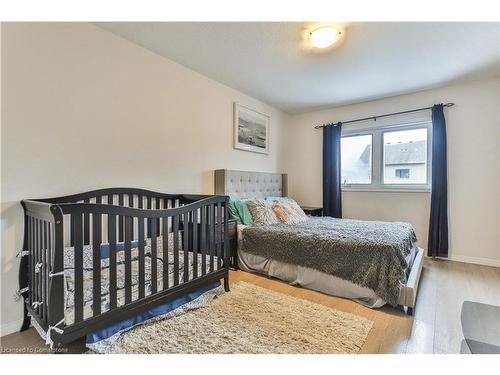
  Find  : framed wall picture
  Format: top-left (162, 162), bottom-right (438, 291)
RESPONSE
top-left (233, 103), bottom-right (269, 154)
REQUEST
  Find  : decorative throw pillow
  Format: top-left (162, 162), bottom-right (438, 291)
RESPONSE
top-left (272, 201), bottom-right (308, 224)
top-left (265, 197), bottom-right (308, 222)
top-left (285, 199), bottom-right (308, 221)
top-left (235, 200), bottom-right (254, 225)
top-left (246, 199), bottom-right (280, 225)
top-left (228, 199), bottom-right (254, 225)
top-left (228, 200), bottom-right (242, 224)
top-left (271, 203), bottom-right (291, 223)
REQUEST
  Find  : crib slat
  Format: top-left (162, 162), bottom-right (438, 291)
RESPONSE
top-left (128, 194), bottom-right (134, 239)
top-left (162, 217), bottom-right (168, 290)
top-left (118, 194), bottom-right (124, 242)
top-left (92, 213), bottom-right (102, 316)
top-left (150, 218), bottom-right (158, 293)
top-left (70, 213), bottom-right (75, 247)
top-left (124, 216), bottom-right (132, 304)
top-left (34, 219), bottom-right (41, 313)
top-left (39, 221), bottom-right (44, 320)
top-left (42, 221), bottom-right (48, 321)
top-left (156, 199), bottom-right (161, 237)
top-left (217, 202), bottom-right (222, 270)
top-left (183, 212), bottom-right (189, 283)
top-left (38, 219), bottom-right (43, 315)
top-left (37, 219), bottom-right (42, 315)
top-left (192, 209), bottom-right (198, 279)
top-left (34, 219), bottom-right (40, 315)
top-left (210, 204), bottom-right (215, 272)
top-left (84, 199), bottom-right (90, 245)
top-left (138, 217), bottom-right (145, 298)
top-left (31, 218), bottom-right (36, 313)
top-left (29, 217), bottom-right (34, 307)
top-left (74, 214), bottom-right (84, 323)
top-left (25, 216), bottom-right (30, 307)
top-left (147, 197), bottom-right (152, 237)
top-left (200, 206), bottom-right (207, 276)
top-left (173, 215), bottom-right (179, 286)
top-left (108, 214), bottom-right (117, 309)
top-left (46, 222), bottom-right (52, 322)
top-left (95, 196), bottom-right (102, 249)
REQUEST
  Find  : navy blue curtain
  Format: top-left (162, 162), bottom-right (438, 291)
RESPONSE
top-left (323, 122), bottom-right (342, 218)
top-left (428, 104), bottom-right (449, 257)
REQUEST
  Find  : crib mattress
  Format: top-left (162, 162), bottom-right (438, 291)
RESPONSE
top-left (63, 237), bottom-right (219, 324)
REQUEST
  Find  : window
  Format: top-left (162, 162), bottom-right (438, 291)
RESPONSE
top-left (340, 122), bottom-right (431, 190)
top-left (341, 134), bottom-right (372, 184)
top-left (395, 168), bottom-right (410, 179)
top-left (383, 128), bottom-right (428, 184)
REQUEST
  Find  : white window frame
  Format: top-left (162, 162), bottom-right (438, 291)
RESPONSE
top-left (341, 121), bottom-right (432, 192)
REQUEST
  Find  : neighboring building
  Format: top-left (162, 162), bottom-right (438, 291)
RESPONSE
top-left (383, 140), bottom-right (427, 184)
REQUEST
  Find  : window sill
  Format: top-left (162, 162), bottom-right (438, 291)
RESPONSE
top-left (342, 187), bottom-right (431, 193)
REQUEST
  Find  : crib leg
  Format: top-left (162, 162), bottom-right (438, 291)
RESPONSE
top-left (20, 303), bottom-right (31, 332)
top-left (224, 275), bottom-right (230, 292)
top-left (232, 254), bottom-right (239, 270)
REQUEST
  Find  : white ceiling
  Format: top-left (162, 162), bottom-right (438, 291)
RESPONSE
top-left (96, 22), bottom-right (500, 114)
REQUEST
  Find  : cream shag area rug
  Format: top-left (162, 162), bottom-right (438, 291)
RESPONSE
top-left (111, 281), bottom-right (374, 354)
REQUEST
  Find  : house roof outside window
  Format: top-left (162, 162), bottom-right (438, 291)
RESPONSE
top-left (359, 140), bottom-right (426, 166)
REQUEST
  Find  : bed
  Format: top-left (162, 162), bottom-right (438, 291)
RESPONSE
top-left (19, 188), bottom-right (230, 350)
top-left (215, 169), bottom-right (424, 314)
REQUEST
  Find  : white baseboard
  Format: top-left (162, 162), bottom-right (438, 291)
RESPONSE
top-left (1, 319), bottom-right (23, 337)
top-left (448, 255), bottom-right (500, 268)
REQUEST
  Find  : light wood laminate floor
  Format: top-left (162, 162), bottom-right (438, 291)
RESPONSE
top-left (2, 259), bottom-right (499, 354)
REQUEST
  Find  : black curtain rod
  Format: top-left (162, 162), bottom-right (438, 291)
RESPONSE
top-left (314, 102), bottom-right (455, 129)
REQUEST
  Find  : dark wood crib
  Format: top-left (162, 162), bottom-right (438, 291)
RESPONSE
top-left (18, 188), bottom-right (230, 350)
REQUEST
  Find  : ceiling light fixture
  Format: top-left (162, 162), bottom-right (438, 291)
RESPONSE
top-left (309, 26), bottom-right (343, 49)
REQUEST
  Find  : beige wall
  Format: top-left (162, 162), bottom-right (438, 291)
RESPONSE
top-left (283, 78), bottom-right (500, 268)
top-left (0, 23), bottom-right (289, 334)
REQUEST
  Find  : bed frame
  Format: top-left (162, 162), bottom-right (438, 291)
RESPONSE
top-left (214, 169), bottom-right (424, 315)
top-left (18, 188), bottom-right (230, 349)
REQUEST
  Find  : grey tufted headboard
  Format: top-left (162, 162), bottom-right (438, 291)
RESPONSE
top-left (214, 169), bottom-right (288, 200)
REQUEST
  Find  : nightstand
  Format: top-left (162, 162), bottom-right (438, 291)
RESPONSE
top-left (300, 206), bottom-right (323, 217)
